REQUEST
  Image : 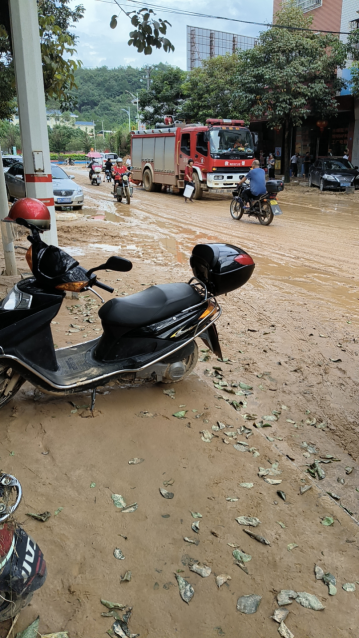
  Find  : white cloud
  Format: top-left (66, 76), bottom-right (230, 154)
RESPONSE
top-left (69, 0), bottom-right (272, 69)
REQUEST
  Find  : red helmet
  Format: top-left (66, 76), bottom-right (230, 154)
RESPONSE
top-left (4, 198), bottom-right (51, 229)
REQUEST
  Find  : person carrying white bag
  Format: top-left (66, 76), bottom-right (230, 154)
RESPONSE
top-left (184, 159), bottom-right (195, 203)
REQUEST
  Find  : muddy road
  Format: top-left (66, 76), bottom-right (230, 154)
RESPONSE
top-left (0, 171), bottom-right (359, 637)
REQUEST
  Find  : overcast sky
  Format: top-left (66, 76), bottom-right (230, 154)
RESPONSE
top-left (69, 0), bottom-right (273, 69)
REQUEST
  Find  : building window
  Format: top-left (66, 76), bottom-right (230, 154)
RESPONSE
top-left (295, 0), bottom-right (322, 13)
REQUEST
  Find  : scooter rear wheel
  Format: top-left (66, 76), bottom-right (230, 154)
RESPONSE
top-left (230, 199), bottom-right (244, 220)
top-left (258, 202), bottom-right (274, 226)
top-left (0, 367), bottom-right (24, 409)
top-left (161, 341), bottom-right (198, 384)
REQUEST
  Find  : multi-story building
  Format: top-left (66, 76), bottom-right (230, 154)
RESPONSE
top-left (187, 26), bottom-right (256, 71)
top-left (271, 1), bottom-right (359, 167)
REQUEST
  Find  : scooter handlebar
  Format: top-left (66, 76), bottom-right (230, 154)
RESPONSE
top-left (93, 280), bottom-right (114, 294)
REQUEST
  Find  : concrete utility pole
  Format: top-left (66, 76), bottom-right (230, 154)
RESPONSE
top-left (0, 153), bottom-right (17, 276)
top-left (121, 108), bottom-right (131, 133)
top-left (9, 0), bottom-right (58, 246)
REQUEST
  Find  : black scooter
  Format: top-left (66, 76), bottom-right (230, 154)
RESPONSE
top-left (0, 219), bottom-right (255, 409)
top-left (0, 473), bottom-right (47, 622)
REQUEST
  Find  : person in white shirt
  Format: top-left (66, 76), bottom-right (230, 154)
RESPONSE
top-left (126, 158), bottom-right (132, 168)
top-left (343, 149), bottom-right (349, 160)
top-left (290, 153), bottom-right (298, 178)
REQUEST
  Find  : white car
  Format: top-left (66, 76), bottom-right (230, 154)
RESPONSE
top-left (2, 155), bottom-right (23, 173)
top-left (5, 162), bottom-right (84, 209)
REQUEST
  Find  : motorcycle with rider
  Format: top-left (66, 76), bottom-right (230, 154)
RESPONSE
top-left (230, 160), bottom-right (284, 226)
top-left (112, 158), bottom-right (133, 204)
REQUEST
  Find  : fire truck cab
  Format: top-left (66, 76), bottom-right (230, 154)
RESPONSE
top-left (130, 118), bottom-right (257, 199)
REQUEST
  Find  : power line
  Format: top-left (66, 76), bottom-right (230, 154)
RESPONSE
top-left (95, 0), bottom-right (352, 35)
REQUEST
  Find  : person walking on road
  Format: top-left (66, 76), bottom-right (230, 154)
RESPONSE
top-left (304, 152), bottom-right (311, 179)
top-left (184, 159), bottom-right (195, 203)
top-left (290, 153), bottom-right (298, 178)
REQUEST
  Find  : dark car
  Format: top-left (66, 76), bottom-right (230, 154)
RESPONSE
top-left (309, 157), bottom-right (359, 191)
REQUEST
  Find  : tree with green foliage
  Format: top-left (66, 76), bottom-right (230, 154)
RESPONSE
top-left (181, 54), bottom-right (246, 124)
top-left (81, 131), bottom-right (93, 155)
top-left (347, 25), bottom-right (359, 96)
top-left (0, 121), bottom-right (21, 153)
top-left (233, 0), bottom-right (348, 182)
top-left (0, 0), bottom-right (84, 119)
top-left (139, 66), bottom-right (186, 126)
top-left (110, 4), bottom-right (174, 56)
top-left (48, 125), bottom-right (75, 153)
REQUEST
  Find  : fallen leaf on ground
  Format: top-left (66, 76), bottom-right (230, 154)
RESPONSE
top-left (342, 583), bottom-right (356, 592)
top-left (277, 590), bottom-right (298, 606)
top-left (15, 617), bottom-right (40, 638)
top-left (138, 411), bottom-right (155, 417)
top-left (321, 517), bottom-right (334, 526)
top-left (54, 507), bottom-right (63, 516)
top-left (26, 511), bottom-right (51, 522)
top-left (240, 483), bottom-right (254, 489)
top-left (163, 389), bottom-right (175, 399)
top-left (201, 430), bottom-right (213, 442)
top-left (295, 592), bottom-right (325, 610)
top-left (243, 529), bottom-right (270, 545)
top-left (175, 574), bottom-right (194, 603)
top-left (287, 543), bottom-right (298, 551)
top-left (278, 621), bottom-right (294, 638)
top-left (264, 478), bottom-right (282, 485)
top-left (112, 494), bottom-right (126, 509)
top-left (236, 594), bottom-right (262, 614)
top-left (183, 537), bottom-right (199, 545)
top-left (272, 608), bottom-right (289, 623)
top-left (233, 549), bottom-right (252, 563)
top-left (160, 488), bottom-right (174, 499)
top-left (128, 458), bottom-right (144, 465)
top-left (190, 562), bottom-right (211, 578)
top-left (120, 570), bottom-right (132, 583)
top-left (113, 548), bottom-right (125, 560)
top-left (173, 410), bottom-right (187, 419)
top-left (121, 503), bottom-right (138, 513)
top-left (192, 521), bottom-right (200, 533)
top-left (236, 516), bottom-right (260, 527)
top-left (101, 600), bottom-right (127, 610)
top-left (216, 574), bottom-right (231, 588)
top-left (190, 512), bottom-right (202, 518)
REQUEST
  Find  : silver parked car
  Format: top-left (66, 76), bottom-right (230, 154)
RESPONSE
top-left (5, 162), bottom-right (84, 209)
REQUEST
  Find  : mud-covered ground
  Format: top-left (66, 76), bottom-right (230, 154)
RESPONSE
top-left (0, 170), bottom-right (359, 637)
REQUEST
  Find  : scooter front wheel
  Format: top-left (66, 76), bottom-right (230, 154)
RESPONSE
top-left (161, 342), bottom-right (198, 384)
top-left (0, 367), bottom-right (24, 409)
top-left (230, 198), bottom-right (244, 220)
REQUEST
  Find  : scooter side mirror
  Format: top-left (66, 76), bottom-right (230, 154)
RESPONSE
top-left (105, 256), bottom-right (133, 272)
top-left (86, 256), bottom-right (133, 277)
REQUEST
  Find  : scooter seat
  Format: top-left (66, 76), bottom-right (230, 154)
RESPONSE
top-left (98, 283), bottom-right (202, 329)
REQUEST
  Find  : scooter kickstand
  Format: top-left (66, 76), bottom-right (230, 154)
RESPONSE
top-left (90, 388), bottom-right (96, 413)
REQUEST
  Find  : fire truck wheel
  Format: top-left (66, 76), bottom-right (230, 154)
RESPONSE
top-left (143, 169), bottom-right (156, 192)
top-left (192, 173), bottom-right (203, 200)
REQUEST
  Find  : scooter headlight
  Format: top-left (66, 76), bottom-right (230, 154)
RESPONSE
top-left (0, 284), bottom-right (32, 310)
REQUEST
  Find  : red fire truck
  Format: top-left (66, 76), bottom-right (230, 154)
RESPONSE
top-left (130, 118), bottom-right (257, 199)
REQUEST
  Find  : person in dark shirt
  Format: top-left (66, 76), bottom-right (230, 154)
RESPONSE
top-left (105, 159), bottom-right (112, 173)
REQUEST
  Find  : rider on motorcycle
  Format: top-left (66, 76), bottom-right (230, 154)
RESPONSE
top-left (112, 158), bottom-right (131, 195)
top-left (237, 160), bottom-right (266, 208)
top-left (105, 158), bottom-right (113, 173)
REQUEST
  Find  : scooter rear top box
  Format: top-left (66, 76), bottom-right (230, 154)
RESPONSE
top-left (190, 243), bottom-right (255, 296)
top-left (266, 180), bottom-right (284, 193)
